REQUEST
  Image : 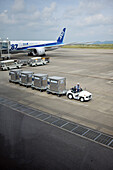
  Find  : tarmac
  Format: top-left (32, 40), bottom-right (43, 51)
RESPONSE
top-left (0, 104), bottom-right (113, 170)
top-left (0, 48), bottom-right (113, 136)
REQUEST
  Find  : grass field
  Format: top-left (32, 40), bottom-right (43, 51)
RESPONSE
top-left (63, 44), bottom-right (113, 49)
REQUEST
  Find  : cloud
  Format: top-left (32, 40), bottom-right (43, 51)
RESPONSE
top-left (25, 2), bottom-right (57, 28)
top-left (76, 14), bottom-right (113, 27)
top-left (12, 0), bottom-right (25, 12)
top-left (42, 2), bottom-right (56, 18)
top-left (79, 0), bottom-right (104, 15)
top-left (85, 14), bottom-right (113, 25)
top-left (0, 0), bottom-right (113, 41)
top-left (64, 0), bottom-right (104, 19)
top-left (0, 10), bottom-right (16, 24)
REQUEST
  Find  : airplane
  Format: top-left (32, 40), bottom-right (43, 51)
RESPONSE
top-left (9, 28), bottom-right (66, 56)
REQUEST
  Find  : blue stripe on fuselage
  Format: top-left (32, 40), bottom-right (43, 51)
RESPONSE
top-left (16, 42), bottom-right (62, 51)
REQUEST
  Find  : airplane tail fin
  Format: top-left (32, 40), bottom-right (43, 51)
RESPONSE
top-left (57, 28), bottom-right (66, 44)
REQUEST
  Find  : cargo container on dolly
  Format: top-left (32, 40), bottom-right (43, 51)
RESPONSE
top-left (9, 69), bottom-right (22, 83)
top-left (32, 73), bottom-right (48, 91)
top-left (19, 71), bottom-right (34, 87)
top-left (47, 76), bottom-right (67, 97)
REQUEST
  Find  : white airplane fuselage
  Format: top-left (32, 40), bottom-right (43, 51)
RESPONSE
top-left (9, 28), bottom-right (66, 56)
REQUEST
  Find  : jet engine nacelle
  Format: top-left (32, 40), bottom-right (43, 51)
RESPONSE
top-left (33, 47), bottom-right (45, 56)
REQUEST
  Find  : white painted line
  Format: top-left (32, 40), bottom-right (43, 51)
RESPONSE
top-left (61, 122), bottom-right (69, 128)
top-left (43, 115), bottom-right (51, 121)
top-left (35, 113), bottom-right (44, 118)
top-left (51, 118), bottom-right (60, 124)
top-left (71, 125), bottom-right (79, 132)
top-left (94, 133), bottom-right (102, 141)
top-left (108, 139), bottom-right (113, 146)
top-left (82, 129), bottom-right (90, 136)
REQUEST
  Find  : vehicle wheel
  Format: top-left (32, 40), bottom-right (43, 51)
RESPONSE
top-left (32, 87), bottom-right (34, 90)
top-left (47, 91), bottom-right (50, 94)
top-left (58, 94), bottom-right (61, 97)
top-left (80, 97), bottom-right (84, 102)
top-left (67, 93), bottom-right (73, 99)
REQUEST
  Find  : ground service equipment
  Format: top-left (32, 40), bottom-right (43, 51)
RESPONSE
top-left (47, 76), bottom-right (67, 96)
top-left (41, 57), bottom-right (50, 63)
top-left (0, 59), bottom-right (22, 71)
top-left (9, 69), bottom-right (22, 83)
top-left (19, 71), bottom-right (34, 87)
top-left (32, 73), bottom-right (48, 91)
top-left (67, 88), bottom-right (92, 102)
top-left (28, 57), bottom-right (47, 67)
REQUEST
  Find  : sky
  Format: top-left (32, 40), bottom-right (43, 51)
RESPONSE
top-left (0, 0), bottom-right (113, 43)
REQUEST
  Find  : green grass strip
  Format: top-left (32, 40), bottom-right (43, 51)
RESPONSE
top-left (63, 44), bottom-right (113, 49)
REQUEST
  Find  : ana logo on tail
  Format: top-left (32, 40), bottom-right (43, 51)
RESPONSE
top-left (59, 31), bottom-right (65, 40)
top-left (57, 28), bottom-right (66, 43)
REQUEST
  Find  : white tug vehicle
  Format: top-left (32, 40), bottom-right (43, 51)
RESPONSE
top-left (66, 87), bottom-right (92, 102)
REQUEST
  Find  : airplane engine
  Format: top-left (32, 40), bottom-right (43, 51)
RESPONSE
top-left (33, 47), bottom-right (45, 56)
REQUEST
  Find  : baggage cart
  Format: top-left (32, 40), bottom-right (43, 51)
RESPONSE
top-left (0, 59), bottom-right (22, 71)
top-left (32, 73), bottom-right (48, 91)
top-left (47, 76), bottom-right (67, 96)
top-left (9, 69), bottom-right (22, 83)
top-left (19, 71), bottom-right (34, 87)
top-left (28, 57), bottom-right (46, 67)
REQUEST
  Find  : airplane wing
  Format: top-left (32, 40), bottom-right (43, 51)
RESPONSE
top-left (45, 43), bottom-right (64, 51)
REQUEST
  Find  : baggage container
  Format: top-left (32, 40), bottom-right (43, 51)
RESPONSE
top-left (9, 69), bottom-right (22, 83)
top-left (19, 71), bottom-right (34, 87)
top-left (32, 73), bottom-right (48, 91)
top-left (47, 76), bottom-right (67, 96)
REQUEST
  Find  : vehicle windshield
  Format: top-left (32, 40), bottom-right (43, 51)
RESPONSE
top-left (37, 59), bottom-right (41, 62)
top-left (5, 62), bottom-right (14, 66)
